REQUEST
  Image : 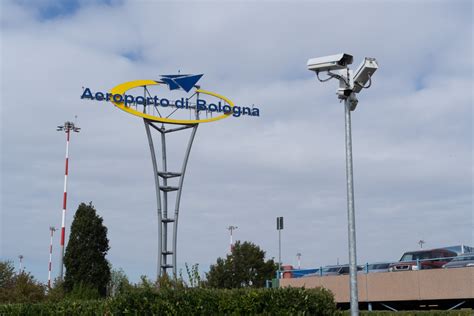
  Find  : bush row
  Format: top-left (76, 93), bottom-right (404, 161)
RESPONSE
top-left (356, 311), bottom-right (472, 316)
top-left (0, 287), bottom-right (336, 315)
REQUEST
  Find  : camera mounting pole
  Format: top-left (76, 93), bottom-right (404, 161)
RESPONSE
top-left (307, 54), bottom-right (378, 316)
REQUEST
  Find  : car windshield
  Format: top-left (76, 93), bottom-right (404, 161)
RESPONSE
top-left (400, 252), bottom-right (433, 261)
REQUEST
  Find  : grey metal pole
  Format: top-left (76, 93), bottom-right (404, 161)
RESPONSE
top-left (344, 96), bottom-right (359, 315)
top-left (161, 130), bottom-right (168, 268)
top-left (172, 124), bottom-right (198, 277)
top-left (278, 229), bottom-right (281, 278)
top-left (144, 120), bottom-right (163, 279)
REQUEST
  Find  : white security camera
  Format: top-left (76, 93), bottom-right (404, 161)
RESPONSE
top-left (352, 58), bottom-right (378, 93)
top-left (307, 53), bottom-right (353, 73)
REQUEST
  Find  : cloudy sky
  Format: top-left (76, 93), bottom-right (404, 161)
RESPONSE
top-left (1, 0), bottom-right (472, 283)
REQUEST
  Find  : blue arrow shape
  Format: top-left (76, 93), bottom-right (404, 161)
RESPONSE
top-left (173, 74), bottom-right (203, 92)
top-left (161, 77), bottom-right (180, 90)
top-left (160, 74), bottom-right (203, 92)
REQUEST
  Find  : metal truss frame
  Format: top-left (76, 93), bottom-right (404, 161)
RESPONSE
top-left (144, 119), bottom-right (198, 278)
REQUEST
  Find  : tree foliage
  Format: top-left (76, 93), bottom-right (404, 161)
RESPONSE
top-left (0, 260), bottom-right (15, 289)
top-left (64, 202), bottom-right (111, 297)
top-left (107, 267), bottom-right (131, 297)
top-left (206, 241), bottom-right (277, 288)
top-left (0, 261), bottom-right (45, 303)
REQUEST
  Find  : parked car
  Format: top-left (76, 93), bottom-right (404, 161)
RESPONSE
top-left (302, 269), bottom-right (321, 277)
top-left (303, 265), bottom-right (363, 277)
top-left (389, 248), bottom-right (457, 271)
top-left (442, 253), bottom-right (474, 268)
top-left (321, 265), bottom-right (363, 276)
top-left (293, 268), bottom-right (320, 278)
top-left (366, 262), bottom-right (391, 273)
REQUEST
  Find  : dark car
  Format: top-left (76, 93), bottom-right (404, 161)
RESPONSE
top-left (442, 253), bottom-right (474, 268)
top-left (389, 248), bottom-right (457, 271)
top-left (366, 262), bottom-right (391, 273)
top-left (321, 265), bottom-right (363, 276)
top-left (303, 265), bottom-right (363, 277)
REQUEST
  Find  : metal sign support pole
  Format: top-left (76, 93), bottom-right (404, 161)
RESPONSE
top-left (172, 124), bottom-right (198, 277)
top-left (144, 119), bottom-right (198, 279)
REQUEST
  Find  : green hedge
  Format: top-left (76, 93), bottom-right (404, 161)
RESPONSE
top-left (0, 287), bottom-right (336, 315)
top-left (344, 311), bottom-right (472, 316)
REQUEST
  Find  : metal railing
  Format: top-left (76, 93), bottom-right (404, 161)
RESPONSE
top-left (275, 255), bottom-right (470, 279)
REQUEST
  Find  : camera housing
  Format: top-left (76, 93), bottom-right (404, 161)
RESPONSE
top-left (352, 58), bottom-right (378, 93)
top-left (307, 53), bottom-right (354, 73)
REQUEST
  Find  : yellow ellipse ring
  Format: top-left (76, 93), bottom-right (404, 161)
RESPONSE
top-left (109, 80), bottom-right (234, 125)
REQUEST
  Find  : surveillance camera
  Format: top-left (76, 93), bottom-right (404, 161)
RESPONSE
top-left (352, 58), bottom-right (378, 93)
top-left (307, 53), bottom-right (353, 73)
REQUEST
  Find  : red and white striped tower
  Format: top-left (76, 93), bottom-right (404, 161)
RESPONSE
top-left (57, 121), bottom-right (80, 280)
top-left (48, 226), bottom-right (56, 288)
top-left (227, 225), bottom-right (238, 253)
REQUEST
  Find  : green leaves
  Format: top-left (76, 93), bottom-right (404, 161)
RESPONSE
top-left (206, 241), bottom-right (277, 289)
top-left (0, 261), bottom-right (15, 290)
top-left (64, 202), bottom-right (111, 297)
top-left (0, 268), bottom-right (45, 304)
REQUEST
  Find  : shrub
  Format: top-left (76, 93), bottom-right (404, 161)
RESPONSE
top-left (0, 286), bottom-right (337, 315)
top-left (45, 278), bottom-right (65, 302)
top-left (0, 269), bottom-right (45, 304)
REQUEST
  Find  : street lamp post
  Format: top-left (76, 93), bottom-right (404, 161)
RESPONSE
top-left (307, 54), bottom-right (378, 316)
top-left (418, 240), bottom-right (425, 249)
top-left (18, 255), bottom-right (23, 273)
top-left (227, 225), bottom-right (238, 252)
top-left (57, 121), bottom-right (80, 280)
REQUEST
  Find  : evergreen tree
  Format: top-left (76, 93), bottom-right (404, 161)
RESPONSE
top-left (206, 241), bottom-right (276, 288)
top-left (64, 202), bottom-right (110, 297)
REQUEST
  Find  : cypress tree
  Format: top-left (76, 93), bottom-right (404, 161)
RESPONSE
top-left (64, 202), bottom-right (111, 296)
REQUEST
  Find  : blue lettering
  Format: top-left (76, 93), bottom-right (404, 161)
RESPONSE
top-left (209, 103), bottom-right (218, 112)
top-left (113, 94), bottom-right (123, 103)
top-left (160, 98), bottom-right (169, 107)
top-left (223, 105), bottom-right (231, 113)
top-left (124, 95), bottom-right (134, 106)
top-left (232, 106), bottom-right (241, 117)
top-left (175, 98), bottom-right (185, 108)
top-left (197, 99), bottom-right (207, 111)
top-left (81, 88), bottom-right (94, 99)
top-left (80, 86), bottom-right (261, 119)
top-left (95, 92), bottom-right (104, 101)
top-left (136, 96), bottom-right (145, 105)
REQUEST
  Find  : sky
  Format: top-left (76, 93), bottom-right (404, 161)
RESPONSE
top-left (1, 0), bottom-right (472, 284)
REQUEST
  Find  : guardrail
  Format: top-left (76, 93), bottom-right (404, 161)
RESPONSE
top-left (274, 255), bottom-right (470, 280)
